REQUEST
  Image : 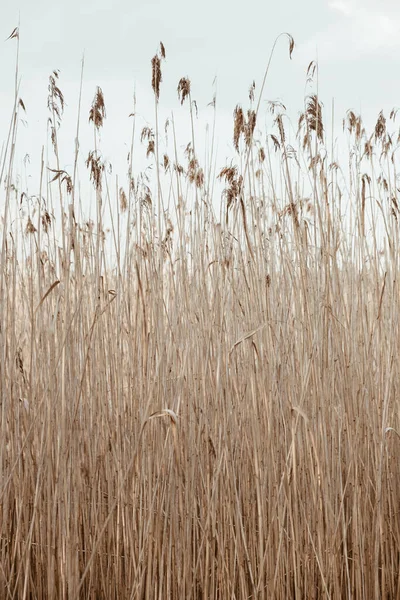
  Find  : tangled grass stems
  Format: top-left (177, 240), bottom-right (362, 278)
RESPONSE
top-left (0, 30), bottom-right (400, 599)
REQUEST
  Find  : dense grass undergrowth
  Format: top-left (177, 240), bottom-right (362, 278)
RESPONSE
top-left (1, 32), bottom-right (400, 599)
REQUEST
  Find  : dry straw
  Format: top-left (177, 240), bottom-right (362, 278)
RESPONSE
top-left (0, 28), bottom-right (399, 600)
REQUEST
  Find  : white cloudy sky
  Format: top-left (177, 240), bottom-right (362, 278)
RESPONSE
top-left (303, 0), bottom-right (400, 57)
top-left (1, 0), bottom-right (400, 215)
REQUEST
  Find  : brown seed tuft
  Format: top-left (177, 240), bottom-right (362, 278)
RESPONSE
top-left (270, 134), bottom-right (280, 152)
top-left (163, 154), bottom-right (170, 172)
top-left (151, 54), bottom-right (162, 101)
top-left (375, 111), bottom-right (386, 141)
top-left (268, 100), bottom-right (287, 116)
top-left (119, 187), bottom-right (127, 212)
top-left (86, 151), bottom-right (104, 190)
top-left (25, 217), bottom-right (37, 235)
top-left (233, 105), bottom-right (245, 152)
top-left (160, 41), bottom-right (166, 59)
top-left (306, 60), bottom-right (316, 84)
top-left (89, 87), bottom-right (106, 130)
top-left (48, 168), bottom-right (73, 194)
top-left (146, 140), bottom-right (155, 158)
top-left (41, 211), bottom-right (52, 233)
top-left (275, 114), bottom-right (286, 145)
top-left (177, 77), bottom-right (191, 105)
top-left (249, 81), bottom-right (255, 102)
top-left (174, 162), bottom-right (184, 175)
top-left (305, 95), bottom-right (324, 143)
top-left (141, 126), bottom-right (154, 143)
top-left (287, 33), bottom-right (295, 59)
top-left (245, 110), bottom-right (256, 147)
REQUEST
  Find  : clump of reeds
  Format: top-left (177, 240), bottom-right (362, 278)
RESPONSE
top-left (0, 29), bottom-right (400, 600)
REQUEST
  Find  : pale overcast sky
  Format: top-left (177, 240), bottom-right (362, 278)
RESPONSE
top-left (1, 0), bottom-right (400, 217)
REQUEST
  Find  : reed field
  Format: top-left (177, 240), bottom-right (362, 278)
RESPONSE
top-left (1, 32), bottom-right (400, 598)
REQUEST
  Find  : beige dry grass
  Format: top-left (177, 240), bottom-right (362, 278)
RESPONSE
top-left (1, 31), bottom-right (400, 599)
